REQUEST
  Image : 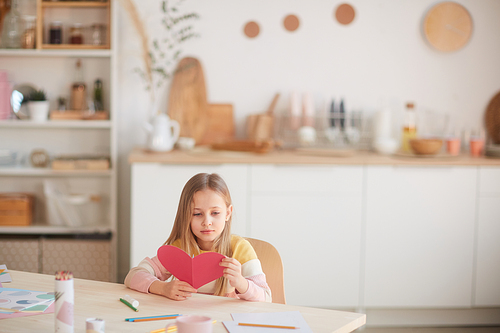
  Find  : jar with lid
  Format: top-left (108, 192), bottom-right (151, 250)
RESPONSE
top-left (90, 23), bottom-right (105, 45)
top-left (69, 23), bottom-right (83, 44)
top-left (49, 21), bottom-right (62, 44)
top-left (21, 15), bottom-right (36, 49)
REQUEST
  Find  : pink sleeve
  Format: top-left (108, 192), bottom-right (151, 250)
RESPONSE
top-left (231, 274), bottom-right (272, 302)
top-left (124, 256), bottom-right (172, 294)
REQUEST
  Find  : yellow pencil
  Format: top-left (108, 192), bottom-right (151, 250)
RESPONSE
top-left (238, 322), bottom-right (299, 329)
top-left (150, 320), bottom-right (216, 333)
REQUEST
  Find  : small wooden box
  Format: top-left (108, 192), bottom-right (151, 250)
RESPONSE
top-left (0, 193), bottom-right (34, 226)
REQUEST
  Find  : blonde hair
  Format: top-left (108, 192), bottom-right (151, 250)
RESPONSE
top-left (165, 173), bottom-right (233, 296)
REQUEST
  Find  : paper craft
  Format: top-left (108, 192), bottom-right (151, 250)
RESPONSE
top-left (0, 265), bottom-right (12, 283)
top-left (157, 245), bottom-right (225, 289)
top-left (222, 311), bottom-right (312, 333)
top-left (0, 300), bottom-right (55, 320)
top-left (0, 288), bottom-right (55, 313)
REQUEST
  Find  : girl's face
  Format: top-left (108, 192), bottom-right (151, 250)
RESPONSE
top-left (190, 189), bottom-right (232, 251)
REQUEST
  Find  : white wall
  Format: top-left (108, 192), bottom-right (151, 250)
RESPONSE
top-left (116, 0), bottom-right (500, 280)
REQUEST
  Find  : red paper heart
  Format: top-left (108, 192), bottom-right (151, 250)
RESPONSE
top-left (157, 245), bottom-right (225, 289)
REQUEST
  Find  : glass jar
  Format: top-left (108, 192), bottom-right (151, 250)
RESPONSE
top-left (90, 23), bottom-right (105, 45)
top-left (49, 21), bottom-right (62, 44)
top-left (21, 15), bottom-right (36, 49)
top-left (1, 0), bottom-right (23, 48)
top-left (69, 23), bottom-right (83, 44)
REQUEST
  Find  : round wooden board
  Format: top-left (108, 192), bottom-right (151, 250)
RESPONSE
top-left (423, 2), bottom-right (473, 52)
top-left (167, 57), bottom-right (208, 144)
top-left (485, 91), bottom-right (500, 144)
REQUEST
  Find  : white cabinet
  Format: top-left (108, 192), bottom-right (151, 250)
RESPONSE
top-left (475, 167), bottom-right (500, 306)
top-left (249, 165), bottom-right (363, 308)
top-left (364, 166), bottom-right (477, 307)
top-left (130, 164), bottom-right (249, 267)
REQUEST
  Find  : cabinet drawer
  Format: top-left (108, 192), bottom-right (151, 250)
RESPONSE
top-left (0, 238), bottom-right (40, 273)
top-left (41, 239), bottom-right (111, 282)
top-left (250, 165), bottom-right (363, 194)
top-left (479, 167), bottom-right (500, 196)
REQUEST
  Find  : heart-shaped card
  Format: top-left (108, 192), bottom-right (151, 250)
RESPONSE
top-left (157, 245), bottom-right (225, 289)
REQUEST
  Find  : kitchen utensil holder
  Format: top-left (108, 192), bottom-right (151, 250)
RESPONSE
top-left (275, 113), bottom-right (372, 150)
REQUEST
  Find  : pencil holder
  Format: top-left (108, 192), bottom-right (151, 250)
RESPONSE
top-left (55, 271), bottom-right (74, 333)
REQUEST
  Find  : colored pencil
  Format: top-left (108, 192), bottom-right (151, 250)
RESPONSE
top-left (131, 316), bottom-right (179, 322)
top-left (119, 298), bottom-right (138, 312)
top-left (126, 314), bottom-right (180, 322)
top-left (150, 320), bottom-right (216, 333)
top-left (238, 323), bottom-right (299, 329)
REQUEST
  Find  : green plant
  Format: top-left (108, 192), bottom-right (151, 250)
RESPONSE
top-left (28, 89), bottom-right (47, 102)
top-left (122, 0), bottom-right (199, 101)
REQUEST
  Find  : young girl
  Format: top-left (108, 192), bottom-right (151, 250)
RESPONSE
top-left (125, 173), bottom-right (272, 302)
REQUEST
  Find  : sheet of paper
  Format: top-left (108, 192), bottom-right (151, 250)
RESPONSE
top-left (0, 265), bottom-right (12, 283)
top-left (0, 288), bottom-right (55, 313)
top-left (222, 311), bottom-right (313, 333)
top-left (0, 301), bottom-right (55, 320)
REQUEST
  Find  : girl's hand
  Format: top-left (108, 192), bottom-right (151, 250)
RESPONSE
top-left (150, 280), bottom-right (197, 301)
top-left (220, 257), bottom-right (249, 294)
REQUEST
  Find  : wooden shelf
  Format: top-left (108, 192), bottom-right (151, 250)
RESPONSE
top-left (36, 0), bottom-right (111, 50)
top-left (0, 119), bottom-right (111, 129)
top-left (0, 225), bottom-right (112, 235)
top-left (0, 49), bottom-right (112, 57)
top-left (0, 167), bottom-right (113, 177)
top-left (41, 1), bottom-right (109, 8)
top-left (41, 44), bottom-right (110, 50)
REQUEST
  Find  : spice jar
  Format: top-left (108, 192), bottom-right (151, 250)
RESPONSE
top-left (49, 21), bottom-right (62, 44)
top-left (69, 23), bottom-right (83, 44)
top-left (21, 15), bottom-right (36, 49)
top-left (91, 23), bottom-right (105, 45)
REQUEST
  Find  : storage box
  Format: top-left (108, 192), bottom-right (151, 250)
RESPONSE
top-left (0, 193), bottom-right (34, 226)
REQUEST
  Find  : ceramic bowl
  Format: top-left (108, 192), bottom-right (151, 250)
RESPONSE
top-left (410, 138), bottom-right (443, 155)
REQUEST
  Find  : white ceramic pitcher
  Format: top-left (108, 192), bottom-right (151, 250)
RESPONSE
top-left (144, 113), bottom-right (180, 152)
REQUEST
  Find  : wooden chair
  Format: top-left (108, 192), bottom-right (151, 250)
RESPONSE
top-left (245, 238), bottom-right (286, 304)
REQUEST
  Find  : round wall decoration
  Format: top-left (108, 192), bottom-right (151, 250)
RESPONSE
top-left (283, 14), bottom-right (300, 32)
top-left (335, 3), bottom-right (355, 25)
top-left (244, 21), bottom-right (260, 38)
top-left (423, 2), bottom-right (473, 52)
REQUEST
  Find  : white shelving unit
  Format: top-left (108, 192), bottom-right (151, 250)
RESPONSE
top-left (0, 1), bottom-right (118, 282)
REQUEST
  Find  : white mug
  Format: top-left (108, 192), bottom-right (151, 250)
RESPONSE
top-left (166, 315), bottom-right (213, 333)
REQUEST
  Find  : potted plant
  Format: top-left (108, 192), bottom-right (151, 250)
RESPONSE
top-left (27, 89), bottom-right (50, 122)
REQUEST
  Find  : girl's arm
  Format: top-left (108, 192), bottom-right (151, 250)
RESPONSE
top-left (125, 256), bottom-right (196, 300)
top-left (220, 258), bottom-right (272, 302)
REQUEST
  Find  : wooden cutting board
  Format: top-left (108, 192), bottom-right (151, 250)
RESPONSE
top-left (168, 57), bottom-right (208, 143)
top-left (199, 104), bottom-right (235, 145)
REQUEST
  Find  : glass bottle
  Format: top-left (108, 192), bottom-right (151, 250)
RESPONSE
top-left (93, 79), bottom-right (103, 111)
top-left (71, 59), bottom-right (87, 111)
top-left (1, 0), bottom-right (22, 48)
top-left (401, 102), bottom-right (418, 152)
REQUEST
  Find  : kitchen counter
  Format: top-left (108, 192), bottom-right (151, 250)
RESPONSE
top-left (128, 147), bottom-right (500, 166)
top-left (129, 147), bottom-right (500, 325)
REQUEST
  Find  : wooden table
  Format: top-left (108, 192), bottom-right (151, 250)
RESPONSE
top-left (3, 270), bottom-right (366, 332)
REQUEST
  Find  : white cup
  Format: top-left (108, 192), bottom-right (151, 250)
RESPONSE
top-left (176, 137), bottom-right (196, 150)
top-left (166, 315), bottom-right (213, 333)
